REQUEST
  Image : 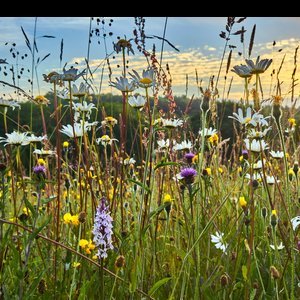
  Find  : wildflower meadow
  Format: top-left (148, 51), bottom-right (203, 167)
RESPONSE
top-left (0, 17), bottom-right (300, 299)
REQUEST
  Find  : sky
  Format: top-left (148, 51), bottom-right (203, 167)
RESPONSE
top-left (1, 17), bottom-right (300, 105)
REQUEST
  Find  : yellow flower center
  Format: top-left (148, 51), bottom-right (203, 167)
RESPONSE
top-left (140, 78), bottom-right (152, 85)
top-left (245, 117), bottom-right (252, 123)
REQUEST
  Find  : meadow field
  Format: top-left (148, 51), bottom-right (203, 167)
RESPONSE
top-left (0, 17), bottom-right (300, 299)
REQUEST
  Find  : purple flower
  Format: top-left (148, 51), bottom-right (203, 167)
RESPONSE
top-left (185, 152), bottom-right (195, 164)
top-left (92, 197), bottom-right (114, 259)
top-left (33, 165), bottom-right (46, 182)
top-left (242, 149), bottom-right (249, 159)
top-left (180, 167), bottom-right (198, 184)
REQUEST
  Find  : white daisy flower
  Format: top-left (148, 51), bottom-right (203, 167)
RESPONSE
top-left (173, 140), bottom-right (193, 151)
top-left (128, 95), bottom-right (146, 109)
top-left (123, 157), bottom-right (136, 165)
top-left (161, 118), bottom-right (183, 128)
top-left (72, 101), bottom-right (96, 121)
top-left (33, 148), bottom-right (56, 156)
top-left (270, 242), bottom-right (285, 250)
top-left (250, 112), bottom-right (270, 127)
top-left (269, 150), bottom-right (284, 159)
top-left (110, 77), bottom-right (136, 92)
top-left (199, 127), bottom-right (217, 137)
top-left (0, 131), bottom-right (30, 146)
top-left (247, 127), bottom-right (271, 139)
top-left (245, 173), bottom-right (262, 181)
top-left (0, 98), bottom-right (21, 110)
top-left (228, 107), bottom-right (253, 125)
top-left (291, 216), bottom-right (300, 231)
top-left (244, 139), bottom-right (268, 152)
top-left (96, 135), bottom-right (118, 147)
top-left (157, 139), bottom-right (170, 150)
top-left (60, 121), bottom-right (97, 138)
top-left (211, 231), bottom-right (228, 254)
top-left (71, 82), bottom-right (89, 97)
top-left (129, 68), bottom-right (155, 88)
top-left (252, 159), bottom-right (265, 170)
top-left (27, 134), bottom-right (47, 143)
top-left (266, 175), bottom-right (280, 185)
top-left (62, 67), bottom-right (86, 82)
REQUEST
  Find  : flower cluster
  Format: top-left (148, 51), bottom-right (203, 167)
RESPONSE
top-left (92, 197), bottom-right (114, 259)
top-left (63, 213), bottom-right (79, 226)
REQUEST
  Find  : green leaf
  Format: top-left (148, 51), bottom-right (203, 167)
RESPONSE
top-left (148, 277), bottom-right (172, 296)
top-left (24, 197), bottom-right (37, 218)
top-left (242, 265), bottom-right (247, 281)
top-left (27, 216), bottom-right (52, 243)
top-left (128, 179), bottom-right (151, 194)
top-left (154, 161), bottom-right (179, 171)
top-left (41, 195), bottom-right (57, 205)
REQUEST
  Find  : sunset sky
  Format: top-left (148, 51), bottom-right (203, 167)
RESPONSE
top-left (1, 17), bottom-right (300, 105)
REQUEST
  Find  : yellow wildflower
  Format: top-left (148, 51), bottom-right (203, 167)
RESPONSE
top-left (163, 193), bottom-right (172, 204)
top-left (70, 215), bottom-right (79, 226)
top-left (72, 262), bottom-right (81, 268)
top-left (38, 158), bottom-right (46, 166)
top-left (272, 210), bottom-right (277, 217)
top-left (63, 213), bottom-right (72, 224)
top-left (239, 196), bottom-right (247, 208)
top-left (63, 141), bottom-right (69, 148)
top-left (288, 118), bottom-right (296, 127)
top-left (79, 239), bottom-right (89, 248)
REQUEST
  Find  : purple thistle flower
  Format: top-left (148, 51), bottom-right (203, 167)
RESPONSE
top-left (242, 149), bottom-right (249, 160)
top-left (180, 167), bottom-right (198, 184)
top-left (185, 152), bottom-right (195, 164)
top-left (93, 197), bottom-right (114, 259)
top-left (33, 165), bottom-right (46, 175)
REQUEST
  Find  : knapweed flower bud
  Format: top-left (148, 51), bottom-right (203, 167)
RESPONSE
top-left (220, 274), bottom-right (229, 287)
top-left (270, 210), bottom-right (277, 228)
top-left (114, 255), bottom-right (126, 269)
top-left (270, 266), bottom-right (280, 279)
top-left (78, 211), bottom-right (87, 223)
top-left (261, 207), bottom-right (267, 219)
top-left (185, 152), bottom-right (195, 164)
top-left (293, 161), bottom-right (299, 175)
top-left (38, 279), bottom-right (47, 294)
